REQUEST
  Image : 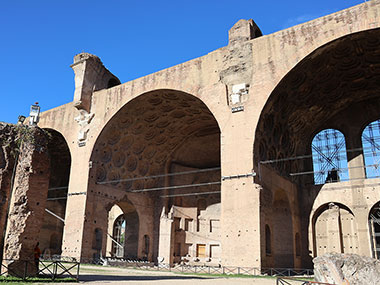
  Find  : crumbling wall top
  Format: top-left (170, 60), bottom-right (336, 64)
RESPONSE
top-left (228, 19), bottom-right (262, 45)
top-left (72, 52), bottom-right (101, 66)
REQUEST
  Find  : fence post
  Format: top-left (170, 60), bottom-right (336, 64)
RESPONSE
top-left (23, 261), bottom-right (27, 280)
top-left (53, 261), bottom-right (57, 280)
top-left (208, 266), bottom-right (210, 274)
top-left (222, 266), bottom-right (225, 275)
top-left (76, 262), bottom-right (80, 281)
top-left (238, 267), bottom-right (240, 275)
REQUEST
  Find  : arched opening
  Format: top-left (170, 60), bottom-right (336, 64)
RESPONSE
top-left (253, 28), bottom-right (380, 268)
top-left (39, 129), bottom-right (71, 257)
top-left (106, 200), bottom-right (139, 259)
top-left (369, 201), bottom-right (380, 259)
top-left (312, 203), bottom-right (357, 257)
top-left (89, 89), bottom-right (221, 263)
top-left (362, 119), bottom-right (380, 179)
top-left (112, 215), bottom-right (126, 257)
top-left (311, 129), bottom-right (348, 184)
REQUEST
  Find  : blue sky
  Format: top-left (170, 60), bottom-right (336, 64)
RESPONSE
top-left (0, 0), bottom-right (365, 123)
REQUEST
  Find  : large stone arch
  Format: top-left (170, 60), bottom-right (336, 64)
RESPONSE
top-left (40, 128), bottom-right (72, 257)
top-left (79, 89), bottom-right (221, 262)
top-left (253, 28), bottom-right (380, 268)
top-left (254, 28), bottom-right (380, 171)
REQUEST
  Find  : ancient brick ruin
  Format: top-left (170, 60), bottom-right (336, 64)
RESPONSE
top-left (2, 0), bottom-right (380, 272)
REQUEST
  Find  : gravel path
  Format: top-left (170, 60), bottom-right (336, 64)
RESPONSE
top-left (61, 264), bottom-right (277, 284)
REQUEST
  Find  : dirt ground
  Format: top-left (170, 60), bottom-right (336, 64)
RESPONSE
top-left (62, 264), bottom-right (278, 284)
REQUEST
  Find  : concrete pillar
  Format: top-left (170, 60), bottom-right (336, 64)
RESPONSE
top-left (2, 127), bottom-right (50, 276)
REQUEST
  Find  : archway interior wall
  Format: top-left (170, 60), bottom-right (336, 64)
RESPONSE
top-left (169, 162), bottom-right (221, 265)
top-left (259, 164), bottom-right (301, 268)
top-left (39, 129), bottom-right (71, 257)
top-left (249, 1), bottom-right (380, 136)
top-left (254, 29), bottom-right (380, 181)
top-left (80, 90), bottom-right (221, 262)
top-left (304, 99), bottom-right (380, 259)
top-left (253, 29), bottom-right (380, 267)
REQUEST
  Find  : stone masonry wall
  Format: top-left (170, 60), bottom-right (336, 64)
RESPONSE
top-left (1, 125), bottom-right (50, 276)
top-left (0, 123), bottom-right (19, 254)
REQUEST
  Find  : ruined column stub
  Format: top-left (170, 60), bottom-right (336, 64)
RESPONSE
top-left (2, 126), bottom-right (50, 276)
top-left (71, 52), bottom-right (120, 113)
top-left (71, 52), bottom-right (120, 146)
top-left (228, 19), bottom-right (262, 45)
top-left (0, 123), bottom-right (19, 254)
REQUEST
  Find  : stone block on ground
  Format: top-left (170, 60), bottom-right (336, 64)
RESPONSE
top-left (314, 253), bottom-right (380, 285)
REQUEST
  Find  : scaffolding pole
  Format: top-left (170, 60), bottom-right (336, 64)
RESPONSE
top-left (45, 208), bottom-right (65, 223)
top-left (107, 233), bottom-right (124, 249)
top-left (96, 167), bottom-right (220, 185)
top-left (160, 190), bottom-right (221, 198)
top-left (129, 181), bottom-right (221, 193)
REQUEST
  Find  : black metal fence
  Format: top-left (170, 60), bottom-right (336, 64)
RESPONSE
top-left (0, 258), bottom-right (80, 281)
top-left (101, 259), bottom-right (314, 277)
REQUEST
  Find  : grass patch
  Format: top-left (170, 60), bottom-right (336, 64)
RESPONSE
top-left (0, 276), bottom-right (77, 283)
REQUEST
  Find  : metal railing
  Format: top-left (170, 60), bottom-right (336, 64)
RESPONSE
top-left (276, 277), bottom-right (334, 285)
top-left (0, 258), bottom-right (80, 281)
top-left (97, 258), bottom-right (314, 277)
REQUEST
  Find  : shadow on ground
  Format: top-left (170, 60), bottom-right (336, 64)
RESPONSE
top-left (79, 274), bottom-right (213, 282)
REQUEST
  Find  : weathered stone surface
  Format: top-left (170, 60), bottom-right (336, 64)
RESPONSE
top-left (1, 126), bottom-right (50, 276)
top-left (0, 123), bottom-right (25, 254)
top-left (228, 19), bottom-right (262, 45)
top-left (71, 52), bottom-right (120, 113)
top-left (314, 253), bottom-right (380, 285)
